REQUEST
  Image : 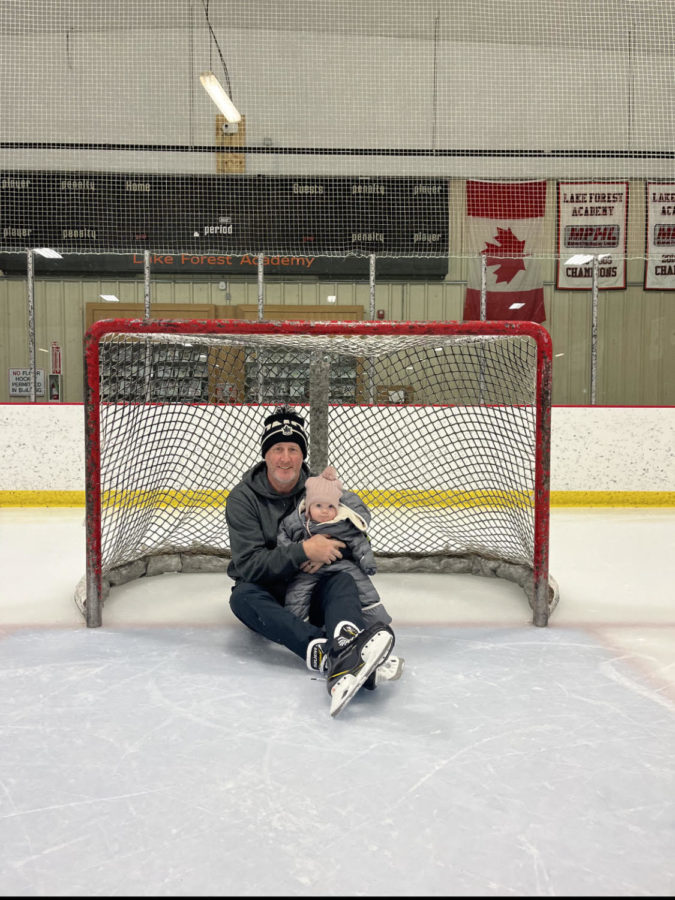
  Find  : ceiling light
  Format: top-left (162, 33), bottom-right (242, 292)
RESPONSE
top-left (33, 248), bottom-right (63, 259)
top-left (99, 294), bottom-right (119, 302)
top-left (199, 71), bottom-right (241, 123)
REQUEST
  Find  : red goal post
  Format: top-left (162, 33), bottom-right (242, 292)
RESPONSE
top-left (77, 318), bottom-right (556, 628)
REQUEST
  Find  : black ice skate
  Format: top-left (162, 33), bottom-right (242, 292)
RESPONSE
top-left (325, 621), bottom-right (395, 717)
top-left (305, 637), bottom-right (329, 674)
top-left (363, 654), bottom-right (405, 690)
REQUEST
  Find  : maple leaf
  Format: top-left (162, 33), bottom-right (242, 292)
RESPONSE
top-left (482, 227), bottom-right (527, 284)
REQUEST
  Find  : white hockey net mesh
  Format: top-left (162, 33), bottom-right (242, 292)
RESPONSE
top-left (80, 321), bottom-right (555, 625)
top-left (0, 1), bottom-right (673, 260)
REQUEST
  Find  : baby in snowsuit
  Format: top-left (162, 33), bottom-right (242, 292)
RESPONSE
top-left (277, 466), bottom-right (392, 629)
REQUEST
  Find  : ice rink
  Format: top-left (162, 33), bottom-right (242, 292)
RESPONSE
top-left (0, 507), bottom-right (673, 897)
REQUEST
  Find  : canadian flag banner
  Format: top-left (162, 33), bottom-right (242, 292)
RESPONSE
top-left (464, 180), bottom-right (547, 323)
top-left (645, 182), bottom-right (675, 290)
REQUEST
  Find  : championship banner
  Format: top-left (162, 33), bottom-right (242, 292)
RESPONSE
top-left (464, 180), bottom-right (546, 323)
top-left (556, 182), bottom-right (628, 290)
top-left (645, 182), bottom-right (675, 290)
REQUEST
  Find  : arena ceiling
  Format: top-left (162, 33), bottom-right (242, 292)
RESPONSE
top-left (0, 0), bottom-right (670, 54)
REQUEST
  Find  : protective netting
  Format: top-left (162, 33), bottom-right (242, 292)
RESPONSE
top-left (1, 1), bottom-right (673, 259)
top-left (97, 330), bottom-right (537, 563)
top-left (79, 321), bottom-right (555, 625)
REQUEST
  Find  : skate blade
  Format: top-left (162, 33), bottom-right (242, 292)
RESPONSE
top-left (329, 630), bottom-right (394, 718)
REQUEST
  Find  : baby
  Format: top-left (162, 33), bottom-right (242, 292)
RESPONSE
top-left (277, 465), bottom-right (392, 629)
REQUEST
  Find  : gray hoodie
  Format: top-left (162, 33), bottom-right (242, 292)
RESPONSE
top-left (225, 460), bottom-right (311, 598)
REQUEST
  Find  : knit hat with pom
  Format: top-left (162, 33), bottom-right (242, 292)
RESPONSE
top-left (260, 406), bottom-right (308, 459)
top-left (304, 471), bottom-right (343, 514)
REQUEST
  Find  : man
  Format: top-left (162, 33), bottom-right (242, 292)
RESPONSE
top-left (225, 405), bottom-right (401, 716)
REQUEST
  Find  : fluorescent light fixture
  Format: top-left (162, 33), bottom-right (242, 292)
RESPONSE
top-left (326, 295), bottom-right (336, 304)
top-left (509, 302), bottom-right (525, 310)
top-left (33, 247), bottom-right (63, 259)
top-left (99, 294), bottom-right (119, 302)
top-left (199, 71), bottom-right (241, 123)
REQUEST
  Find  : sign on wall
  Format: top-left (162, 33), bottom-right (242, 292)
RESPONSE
top-left (0, 171), bottom-right (449, 260)
top-left (0, 251), bottom-right (448, 279)
top-left (645, 182), bottom-right (675, 290)
top-left (556, 182), bottom-right (628, 290)
top-left (50, 341), bottom-right (62, 374)
top-left (9, 368), bottom-right (45, 397)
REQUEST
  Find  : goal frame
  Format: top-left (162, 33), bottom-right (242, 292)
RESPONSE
top-left (82, 318), bottom-right (553, 629)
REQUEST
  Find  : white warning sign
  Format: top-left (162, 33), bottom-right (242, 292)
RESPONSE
top-left (9, 368), bottom-right (45, 397)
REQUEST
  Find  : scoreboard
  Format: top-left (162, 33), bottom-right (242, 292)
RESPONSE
top-left (0, 171), bottom-right (449, 259)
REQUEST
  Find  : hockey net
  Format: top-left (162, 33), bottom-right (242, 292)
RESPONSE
top-left (76, 319), bottom-right (557, 627)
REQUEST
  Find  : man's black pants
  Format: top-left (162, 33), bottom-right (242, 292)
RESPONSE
top-left (229, 571), bottom-right (365, 661)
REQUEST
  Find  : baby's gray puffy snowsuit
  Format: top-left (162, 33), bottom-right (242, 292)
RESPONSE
top-left (277, 491), bottom-right (392, 628)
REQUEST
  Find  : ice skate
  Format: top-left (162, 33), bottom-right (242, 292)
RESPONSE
top-left (306, 637), bottom-right (329, 674)
top-left (363, 654), bottom-right (405, 690)
top-left (325, 621), bottom-right (395, 717)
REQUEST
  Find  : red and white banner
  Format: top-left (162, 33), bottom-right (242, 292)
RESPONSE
top-left (645, 182), bottom-right (675, 290)
top-left (50, 341), bottom-right (62, 375)
top-left (556, 182), bottom-right (628, 290)
top-left (464, 180), bottom-right (546, 323)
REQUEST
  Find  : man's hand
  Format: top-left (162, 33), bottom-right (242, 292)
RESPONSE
top-left (300, 560), bottom-right (324, 574)
top-left (302, 534), bottom-right (345, 565)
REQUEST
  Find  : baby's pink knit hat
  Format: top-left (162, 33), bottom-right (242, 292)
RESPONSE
top-left (304, 472), bottom-right (343, 513)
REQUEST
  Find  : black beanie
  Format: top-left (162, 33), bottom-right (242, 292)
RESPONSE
top-left (261, 407), bottom-right (308, 459)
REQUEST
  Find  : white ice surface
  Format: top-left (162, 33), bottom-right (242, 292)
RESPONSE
top-left (0, 507), bottom-right (673, 897)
